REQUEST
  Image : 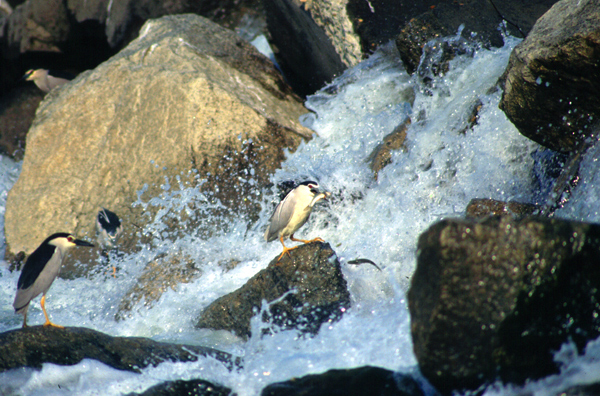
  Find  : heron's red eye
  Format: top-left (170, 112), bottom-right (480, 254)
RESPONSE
top-left (67, 236), bottom-right (74, 243)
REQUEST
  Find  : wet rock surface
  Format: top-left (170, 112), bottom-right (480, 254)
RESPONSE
top-left (261, 366), bottom-right (425, 396)
top-left (4, 14), bottom-right (310, 272)
top-left (263, 0), bottom-right (346, 97)
top-left (0, 326), bottom-right (241, 373)
top-left (465, 198), bottom-right (539, 220)
top-left (195, 242), bottom-right (350, 339)
top-left (130, 379), bottom-right (233, 396)
top-left (395, 0), bottom-right (559, 75)
top-left (262, 0), bottom-right (558, 95)
top-left (368, 117), bottom-right (410, 180)
top-left (409, 216), bottom-right (600, 394)
top-left (116, 251), bottom-right (200, 320)
top-left (500, 0), bottom-right (600, 153)
top-left (0, 85), bottom-right (42, 159)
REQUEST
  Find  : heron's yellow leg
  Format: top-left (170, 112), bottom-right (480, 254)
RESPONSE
top-left (41, 295), bottom-right (64, 329)
top-left (276, 236), bottom-right (300, 263)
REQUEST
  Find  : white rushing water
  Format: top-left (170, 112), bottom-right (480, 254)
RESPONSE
top-left (1, 32), bottom-right (600, 396)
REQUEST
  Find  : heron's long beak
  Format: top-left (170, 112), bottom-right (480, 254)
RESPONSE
top-left (74, 239), bottom-right (95, 247)
top-left (20, 70), bottom-right (33, 82)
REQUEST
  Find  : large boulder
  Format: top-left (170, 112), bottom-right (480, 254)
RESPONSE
top-left (500, 0), bottom-right (600, 153)
top-left (395, 0), bottom-right (559, 75)
top-left (0, 326), bottom-right (240, 373)
top-left (261, 366), bottom-right (425, 396)
top-left (131, 379), bottom-right (233, 396)
top-left (263, 0), bottom-right (346, 97)
top-left (263, 0), bottom-right (559, 96)
top-left (195, 242), bottom-right (351, 339)
top-left (409, 216), bottom-right (600, 394)
top-left (4, 14), bottom-right (311, 269)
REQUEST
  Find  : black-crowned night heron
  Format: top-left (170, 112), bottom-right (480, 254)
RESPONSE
top-left (13, 233), bottom-right (94, 328)
top-left (96, 208), bottom-right (123, 277)
top-left (22, 69), bottom-right (74, 93)
top-left (264, 181), bottom-right (331, 261)
top-left (96, 208), bottom-right (123, 250)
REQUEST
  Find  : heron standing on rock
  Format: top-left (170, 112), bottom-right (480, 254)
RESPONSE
top-left (13, 233), bottom-right (94, 328)
top-left (264, 181), bottom-right (331, 261)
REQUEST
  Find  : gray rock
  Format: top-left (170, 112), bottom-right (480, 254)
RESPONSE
top-left (0, 326), bottom-right (241, 373)
top-left (261, 366), bottom-right (424, 396)
top-left (4, 15), bottom-right (311, 272)
top-left (3, 0), bottom-right (70, 56)
top-left (559, 383), bottom-right (600, 396)
top-left (115, 251), bottom-right (200, 320)
top-left (500, 0), bottom-right (600, 152)
top-left (0, 85), bottom-right (43, 159)
top-left (264, 0), bottom-right (346, 97)
top-left (297, 0), bottom-right (363, 69)
top-left (129, 379), bottom-right (233, 396)
top-left (395, 0), bottom-right (559, 75)
top-left (409, 216), bottom-right (600, 394)
top-left (195, 242), bottom-right (350, 339)
top-left (263, 0), bottom-right (559, 95)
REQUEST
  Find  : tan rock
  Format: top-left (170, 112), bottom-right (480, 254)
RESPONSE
top-left (465, 198), bottom-right (539, 220)
top-left (367, 117), bottom-right (410, 180)
top-left (5, 14), bottom-right (311, 267)
top-left (302, 0), bottom-right (362, 69)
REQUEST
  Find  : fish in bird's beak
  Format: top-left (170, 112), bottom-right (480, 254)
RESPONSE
top-left (314, 190), bottom-right (331, 204)
top-left (74, 239), bottom-right (95, 247)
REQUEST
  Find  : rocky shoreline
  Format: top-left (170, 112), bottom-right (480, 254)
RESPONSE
top-left (2, 0), bottom-right (600, 395)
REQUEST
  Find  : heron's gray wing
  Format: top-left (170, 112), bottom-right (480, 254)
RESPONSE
top-left (13, 285), bottom-right (36, 312)
top-left (17, 244), bottom-right (56, 290)
top-left (265, 190), bottom-right (298, 241)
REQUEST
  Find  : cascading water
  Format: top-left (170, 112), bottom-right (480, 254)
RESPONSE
top-left (1, 32), bottom-right (599, 396)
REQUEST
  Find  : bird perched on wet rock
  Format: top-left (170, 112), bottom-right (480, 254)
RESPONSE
top-left (264, 181), bottom-right (331, 261)
top-left (96, 208), bottom-right (123, 250)
top-left (22, 69), bottom-right (74, 93)
top-left (96, 208), bottom-right (123, 277)
top-left (13, 233), bottom-right (94, 328)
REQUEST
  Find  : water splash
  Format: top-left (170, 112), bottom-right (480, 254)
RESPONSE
top-left (2, 34), bottom-right (600, 396)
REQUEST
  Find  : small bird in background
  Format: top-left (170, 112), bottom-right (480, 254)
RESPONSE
top-left (96, 208), bottom-right (123, 277)
top-left (264, 181), bottom-right (331, 262)
top-left (96, 208), bottom-right (123, 250)
top-left (22, 69), bottom-right (74, 93)
top-left (13, 233), bottom-right (94, 328)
